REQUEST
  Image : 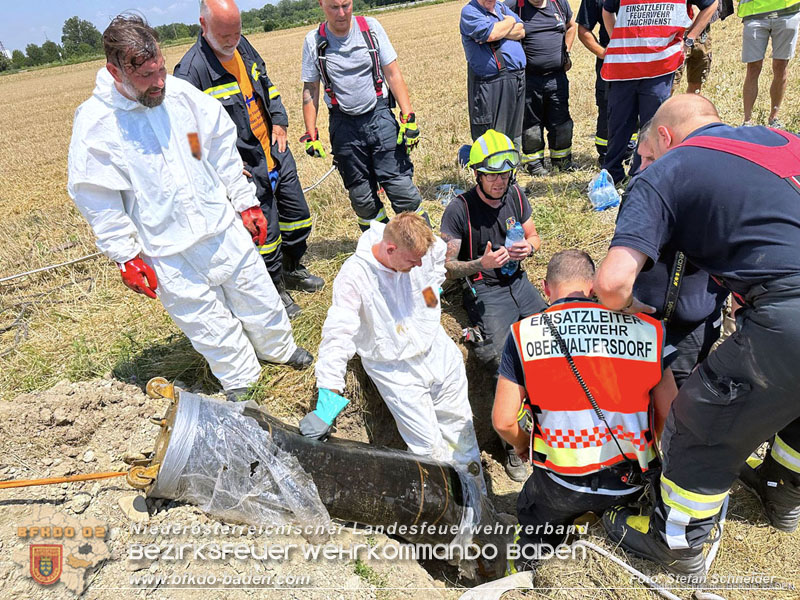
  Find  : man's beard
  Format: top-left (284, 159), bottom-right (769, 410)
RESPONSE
top-left (121, 77), bottom-right (166, 108)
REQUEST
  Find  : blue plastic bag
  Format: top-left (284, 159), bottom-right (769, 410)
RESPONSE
top-left (587, 169), bottom-right (621, 211)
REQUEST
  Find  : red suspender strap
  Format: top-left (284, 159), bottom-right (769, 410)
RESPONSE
top-left (677, 130), bottom-right (800, 185)
top-left (460, 194), bottom-right (483, 282)
top-left (316, 22), bottom-right (338, 106)
top-left (355, 16), bottom-right (384, 99)
top-left (514, 184), bottom-right (524, 218)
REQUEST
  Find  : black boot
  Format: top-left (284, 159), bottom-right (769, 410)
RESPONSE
top-left (550, 154), bottom-right (578, 172)
top-left (524, 159), bottom-right (548, 177)
top-left (739, 451), bottom-right (800, 533)
top-left (273, 273), bottom-right (301, 320)
top-left (282, 254), bottom-right (324, 293)
top-left (602, 506), bottom-right (706, 577)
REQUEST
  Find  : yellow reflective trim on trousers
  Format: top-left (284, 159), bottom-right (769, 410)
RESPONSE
top-left (523, 151), bottom-right (545, 161)
top-left (279, 218), bottom-right (312, 232)
top-left (550, 147), bottom-right (572, 159)
top-left (774, 434), bottom-right (800, 473)
top-left (357, 207), bottom-right (387, 226)
top-left (505, 526), bottom-right (522, 575)
top-left (257, 235), bottom-right (282, 255)
top-left (660, 475), bottom-right (728, 519)
top-left (268, 85), bottom-right (280, 99)
top-left (595, 136), bottom-right (608, 146)
top-left (203, 82), bottom-right (241, 99)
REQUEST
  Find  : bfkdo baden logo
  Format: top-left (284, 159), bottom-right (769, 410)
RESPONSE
top-left (30, 544), bottom-right (63, 585)
top-left (12, 506), bottom-right (110, 595)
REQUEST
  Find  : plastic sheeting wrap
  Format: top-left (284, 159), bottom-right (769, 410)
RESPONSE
top-left (150, 391), bottom-right (331, 541)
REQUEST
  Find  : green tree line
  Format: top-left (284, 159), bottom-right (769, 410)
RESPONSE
top-left (0, 0), bottom-right (421, 72)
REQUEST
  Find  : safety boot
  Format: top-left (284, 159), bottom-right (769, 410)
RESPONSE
top-left (602, 506), bottom-right (706, 577)
top-left (282, 255), bottom-right (324, 293)
top-left (274, 274), bottom-right (301, 320)
top-left (524, 159), bottom-right (548, 177)
top-left (550, 155), bottom-right (578, 172)
top-left (738, 453), bottom-right (800, 533)
top-left (284, 347), bottom-right (314, 370)
top-left (504, 444), bottom-right (529, 482)
top-left (224, 387), bottom-right (251, 402)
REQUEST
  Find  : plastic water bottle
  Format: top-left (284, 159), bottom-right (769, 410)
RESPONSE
top-left (587, 169), bottom-right (621, 211)
top-left (501, 221), bottom-right (525, 276)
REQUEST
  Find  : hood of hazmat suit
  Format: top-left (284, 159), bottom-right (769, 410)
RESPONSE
top-left (67, 68), bottom-right (258, 263)
top-left (315, 221), bottom-right (448, 391)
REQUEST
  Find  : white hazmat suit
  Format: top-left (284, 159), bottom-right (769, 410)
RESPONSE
top-left (315, 222), bottom-right (482, 473)
top-left (68, 69), bottom-right (297, 390)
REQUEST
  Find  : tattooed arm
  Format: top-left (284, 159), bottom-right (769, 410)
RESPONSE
top-left (441, 232), bottom-right (509, 280)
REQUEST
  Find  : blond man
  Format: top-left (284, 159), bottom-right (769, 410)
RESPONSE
top-left (305, 213), bottom-right (483, 481)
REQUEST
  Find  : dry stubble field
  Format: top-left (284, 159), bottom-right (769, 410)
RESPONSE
top-left (0, 1), bottom-right (799, 597)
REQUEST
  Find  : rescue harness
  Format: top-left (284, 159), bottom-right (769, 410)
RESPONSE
top-left (316, 16), bottom-right (384, 107)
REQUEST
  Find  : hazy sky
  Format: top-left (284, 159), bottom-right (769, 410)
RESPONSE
top-left (0, 0), bottom-right (269, 53)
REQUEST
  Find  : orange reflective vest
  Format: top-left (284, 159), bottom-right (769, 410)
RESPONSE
top-left (512, 300), bottom-right (663, 476)
top-left (600, 0), bottom-right (693, 81)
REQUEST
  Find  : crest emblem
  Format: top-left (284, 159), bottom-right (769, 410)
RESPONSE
top-left (30, 544), bottom-right (62, 585)
top-left (251, 62), bottom-right (260, 82)
top-left (505, 216), bottom-right (517, 230)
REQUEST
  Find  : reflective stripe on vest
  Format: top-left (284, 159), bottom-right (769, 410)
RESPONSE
top-left (738, 0), bottom-right (800, 17)
top-left (512, 301), bottom-right (663, 476)
top-left (204, 82), bottom-right (241, 99)
top-left (316, 16), bottom-right (384, 107)
top-left (600, 0), bottom-right (692, 81)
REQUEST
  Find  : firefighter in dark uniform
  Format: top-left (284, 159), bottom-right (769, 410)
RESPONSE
top-left (596, 94), bottom-right (800, 575)
top-left (175, 0), bottom-right (323, 320)
top-left (510, 0), bottom-right (578, 176)
top-left (494, 249), bottom-right (676, 573)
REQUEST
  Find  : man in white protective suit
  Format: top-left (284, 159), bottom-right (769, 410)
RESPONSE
top-left (67, 14), bottom-right (313, 399)
top-left (301, 212), bottom-right (484, 485)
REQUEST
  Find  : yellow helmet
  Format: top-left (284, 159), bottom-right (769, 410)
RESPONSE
top-left (469, 130), bottom-right (520, 173)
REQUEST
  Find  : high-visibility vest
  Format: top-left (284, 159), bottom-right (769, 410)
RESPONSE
top-left (512, 301), bottom-right (663, 476)
top-left (738, 0), bottom-right (800, 18)
top-left (600, 0), bottom-right (693, 81)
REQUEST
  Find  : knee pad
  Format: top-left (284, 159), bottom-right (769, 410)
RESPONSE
top-left (551, 120), bottom-right (574, 151)
top-left (522, 126), bottom-right (545, 155)
top-left (348, 181), bottom-right (380, 220)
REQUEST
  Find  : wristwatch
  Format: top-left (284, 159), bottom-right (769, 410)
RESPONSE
top-left (683, 36), bottom-right (695, 49)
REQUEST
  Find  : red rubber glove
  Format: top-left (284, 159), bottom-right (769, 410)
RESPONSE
top-left (118, 258), bottom-right (158, 299)
top-left (241, 206), bottom-right (268, 246)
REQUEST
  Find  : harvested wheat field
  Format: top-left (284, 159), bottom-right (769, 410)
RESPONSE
top-left (0, 1), bottom-right (798, 598)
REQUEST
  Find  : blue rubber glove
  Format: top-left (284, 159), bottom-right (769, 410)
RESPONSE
top-left (268, 168), bottom-right (279, 192)
top-left (299, 389), bottom-right (350, 439)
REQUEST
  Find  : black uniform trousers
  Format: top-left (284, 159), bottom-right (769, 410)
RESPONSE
top-left (522, 70), bottom-right (573, 162)
top-left (468, 67), bottom-right (526, 150)
top-left (654, 274), bottom-right (800, 548)
top-left (256, 146), bottom-right (312, 282)
top-left (603, 73), bottom-right (673, 184)
top-left (511, 465), bottom-right (643, 572)
top-left (329, 100), bottom-right (423, 231)
top-left (463, 272), bottom-right (547, 369)
top-left (665, 315), bottom-right (722, 389)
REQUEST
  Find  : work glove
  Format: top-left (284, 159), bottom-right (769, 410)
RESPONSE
top-left (118, 257), bottom-right (158, 299)
top-left (299, 388), bottom-right (350, 440)
top-left (300, 129), bottom-right (326, 158)
top-left (397, 112), bottom-right (420, 153)
top-left (241, 206), bottom-right (268, 246)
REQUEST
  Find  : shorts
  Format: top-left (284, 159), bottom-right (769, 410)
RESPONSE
top-left (741, 11), bottom-right (800, 62)
top-left (672, 30), bottom-right (712, 88)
